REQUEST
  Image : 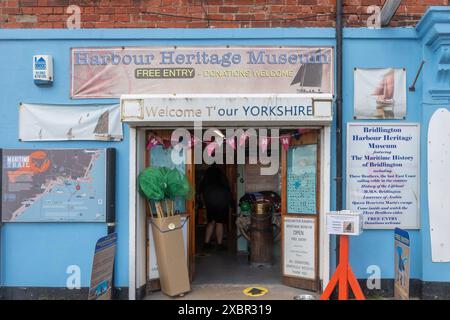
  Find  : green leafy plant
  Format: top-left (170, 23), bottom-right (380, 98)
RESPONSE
top-left (138, 166), bottom-right (191, 218)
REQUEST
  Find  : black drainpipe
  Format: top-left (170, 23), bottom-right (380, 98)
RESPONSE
top-left (335, 0), bottom-right (343, 268)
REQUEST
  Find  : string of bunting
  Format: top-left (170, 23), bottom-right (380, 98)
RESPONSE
top-left (146, 129), bottom-right (313, 155)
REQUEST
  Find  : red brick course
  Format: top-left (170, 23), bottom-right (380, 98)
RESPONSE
top-left (0, 0), bottom-right (447, 29)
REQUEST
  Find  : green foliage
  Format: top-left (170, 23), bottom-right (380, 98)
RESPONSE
top-left (138, 166), bottom-right (191, 201)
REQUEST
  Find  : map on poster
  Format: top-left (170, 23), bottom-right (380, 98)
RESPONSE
top-left (1, 149), bottom-right (108, 222)
top-left (347, 124), bottom-right (420, 229)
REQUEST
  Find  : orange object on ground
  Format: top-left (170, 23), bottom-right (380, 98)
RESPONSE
top-left (320, 235), bottom-right (366, 300)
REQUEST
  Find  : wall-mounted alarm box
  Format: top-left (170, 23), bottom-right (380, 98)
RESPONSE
top-left (33, 55), bottom-right (53, 85)
top-left (327, 210), bottom-right (363, 236)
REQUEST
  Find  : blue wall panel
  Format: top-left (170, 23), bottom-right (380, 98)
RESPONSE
top-left (1, 17), bottom-right (450, 290)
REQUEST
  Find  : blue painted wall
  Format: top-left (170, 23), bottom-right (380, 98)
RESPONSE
top-left (1, 7), bottom-right (450, 291)
top-left (0, 28), bottom-right (335, 290)
top-left (342, 28), bottom-right (423, 281)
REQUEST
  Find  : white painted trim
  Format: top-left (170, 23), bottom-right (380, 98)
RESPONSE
top-left (320, 125), bottom-right (331, 289)
top-left (128, 127), bottom-right (137, 300)
top-left (136, 129), bottom-right (147, 289)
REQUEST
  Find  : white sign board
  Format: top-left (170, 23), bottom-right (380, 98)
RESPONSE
top-left (33, 55), bottom-right (53, 85)
top-left (121, 94), bottom-right (332, 125)
top-left (148, 217), bottom-right (188, 280)
top-left (283, 217), bottom-right (316, 279)
top-left (347, 123), bottom-right (420, 229)
top-left (327, 211), bottom-right (363, 236)
top-left (428, 108), bottom-right (450, 262)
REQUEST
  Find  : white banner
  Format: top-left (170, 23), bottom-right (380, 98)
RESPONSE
top-left (19, 103), bottom-right (123, 141)
top-left (347, 123), bottom-right (420, 229)
top-left (71, 46), bottom-right (333, 98)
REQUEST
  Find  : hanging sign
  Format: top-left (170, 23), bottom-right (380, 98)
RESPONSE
top-left (394, 228), bottom-right (410, 300)
top-left (283, 217), bottom-right (316, 280)
top-left (347, 123), bottom-right (420, 229)
top-left (71, 46), bottom-right (333, 98)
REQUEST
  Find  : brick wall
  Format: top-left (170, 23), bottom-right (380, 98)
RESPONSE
top-left (0, 0), bottom-right (448, 29)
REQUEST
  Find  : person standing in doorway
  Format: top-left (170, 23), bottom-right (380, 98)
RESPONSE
top-left (200, 165), bottom-right (233, 251)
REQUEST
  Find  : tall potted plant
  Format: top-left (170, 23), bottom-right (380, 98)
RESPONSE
top-left (138, 166), bottom-right (192, 297)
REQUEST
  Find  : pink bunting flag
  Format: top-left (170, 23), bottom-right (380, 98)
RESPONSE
top-left (188, 136), bottom-right (200, 148)
top-left (206, 142), bottom-right (217, 156)
top-left (146, 135), bottom-right (161, 150)
top-left (239, 132), bottom-right (249, 146)
top-left (280, 134), bottom-right (291, 151)
top-left (162, 138), bottom-right (172, 149)
top-left (260, 136), bottom-right (269, 153)
top-left (226, 137), bottom-right (236, 150)
top-left (298, 128), bottom-right (311, 134)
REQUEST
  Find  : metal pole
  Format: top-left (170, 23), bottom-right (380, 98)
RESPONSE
top-left (335, 0), bottom-right (343, 271)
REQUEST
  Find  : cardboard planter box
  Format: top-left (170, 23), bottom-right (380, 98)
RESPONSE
top-left (151, 215), bottom-right (191, 297)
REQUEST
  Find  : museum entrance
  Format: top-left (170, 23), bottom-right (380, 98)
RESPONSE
top-left (143, 127), bottom-right (323, 298)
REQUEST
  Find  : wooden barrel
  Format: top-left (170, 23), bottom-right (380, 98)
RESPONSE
top-left (250, 202), bottom-right (273, 267)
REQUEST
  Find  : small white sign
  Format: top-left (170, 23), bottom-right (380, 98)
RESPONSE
top-left (33, 55), bottom-right (53, 85)
top-left (327, 210), bottom-right (363, 236)
top-left (283, 217), bottom-right (316, 280)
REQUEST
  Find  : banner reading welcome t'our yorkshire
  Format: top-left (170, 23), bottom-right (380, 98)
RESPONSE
top-left (71, 47), bottom-right (333, 98)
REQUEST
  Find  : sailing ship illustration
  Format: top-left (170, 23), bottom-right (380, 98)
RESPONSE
top-left (372, 69), bottom-right (395, 114)
top-left (67, 128), bottom-right (74, 140)
top-left (93, 110), bottom-right (109, 139)
top-left (291, 49), bottom-right (324, 93)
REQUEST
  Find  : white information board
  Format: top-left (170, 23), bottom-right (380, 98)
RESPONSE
top-left (347, 123), bottom-right (420, 229)
top-left (428, 108), bottom-right (450, 262)
top-left (283, 217), bottom-right (316, 279)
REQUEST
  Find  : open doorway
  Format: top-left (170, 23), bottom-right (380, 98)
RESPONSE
top-left (142, 127), bottom-right (323, 299)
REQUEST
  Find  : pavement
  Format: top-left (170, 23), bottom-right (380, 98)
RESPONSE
top-left (145, 249), bottom-right (318, 300)
top-left (145, 283), bottom-right (318, 300)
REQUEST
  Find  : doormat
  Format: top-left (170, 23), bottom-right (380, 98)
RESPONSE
top-left (243, 287), bottom-right (269, 297)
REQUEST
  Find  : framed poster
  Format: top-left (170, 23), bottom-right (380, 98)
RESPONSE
top-left (347, 124), bottom-right (420, 229)
top-left (1, 148), bottom-right (114, 222)
top-left (354, 68), bottom-right (406, 120)
top-left (287, 144), bottom-right (317, 214)
top-left (283, 217), bottom-right (316, 280)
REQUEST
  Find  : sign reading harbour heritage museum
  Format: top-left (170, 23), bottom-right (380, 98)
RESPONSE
top-left (71, 46), bottom-right (333, 98)
top-left (347, 124), bottom-right (420, 229)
